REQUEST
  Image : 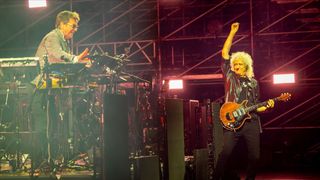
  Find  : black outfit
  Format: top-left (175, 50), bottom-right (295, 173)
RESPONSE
top-left (214, 59), bottom-right (261, 180)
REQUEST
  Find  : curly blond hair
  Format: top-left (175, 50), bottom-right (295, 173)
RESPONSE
top-left (230, 51), bottom-right (254, 78)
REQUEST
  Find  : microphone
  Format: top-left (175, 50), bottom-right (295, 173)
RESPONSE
top-left (5, 88), bottom-right (9, 106)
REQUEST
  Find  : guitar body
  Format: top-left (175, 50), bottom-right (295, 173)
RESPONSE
top-left (219, 93), bottom-right (291, 131)
top-left (220, 100), bottom-right (252, 131)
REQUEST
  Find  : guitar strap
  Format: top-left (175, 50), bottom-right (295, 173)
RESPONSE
top-left (247, 79), bottom-right (258, 104)
top-left (247, 78), bottom-right (263, 132)
top-left (239, 77), bottom-right (256, 104)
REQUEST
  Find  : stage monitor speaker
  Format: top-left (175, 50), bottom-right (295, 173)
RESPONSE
top-left (183, 100), bottom-right (199, 155)
top-left (103, 94), bottom-right (130, 180)
top-left (211, 102), bottom-right (223, 167)
top-left (194, 148), bottom-right (209, 180)
top-left (165, 98), bottom-right (185, 180)
top-left (134, 155), bottom-right (160, 180)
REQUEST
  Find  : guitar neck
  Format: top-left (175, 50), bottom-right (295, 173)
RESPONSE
top-left (245, 97), bottom-right (278, 113)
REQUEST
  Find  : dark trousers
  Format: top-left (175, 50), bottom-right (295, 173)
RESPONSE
top-left (214, 119), bottom-right (261, 180)
top-left (25, 83), bottom-right (47, 168)
top-left (26, 84), bottom-right (69, 166)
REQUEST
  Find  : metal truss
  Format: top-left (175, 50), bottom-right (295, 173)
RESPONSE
top-left (0, 1), bottom-right (319, 130)
top-left (74, 0), bottom-right (158, 72)
top-left (151, 0), bottom-right (319, 131)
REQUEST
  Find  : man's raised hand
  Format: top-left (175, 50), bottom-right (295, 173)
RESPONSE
top-left (230, 22), bottom-right (239, 34)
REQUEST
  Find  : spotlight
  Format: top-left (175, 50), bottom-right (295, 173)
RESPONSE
top-left (28, 0), bottom-right (47, 8)
top-left (273, 73), bottom-right (295, 84)
top-left (168, 79), bottom-right (183, 90)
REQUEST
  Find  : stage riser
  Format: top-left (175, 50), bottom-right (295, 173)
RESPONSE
top-left (103, 94), bottom-right (130, 180)
top-left (165, 99), bottom-right (185, 180)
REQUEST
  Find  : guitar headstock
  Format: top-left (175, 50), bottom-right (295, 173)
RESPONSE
top-left (278, 92), bottom-right (292, 102)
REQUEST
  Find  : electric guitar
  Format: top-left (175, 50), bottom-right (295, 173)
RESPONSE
top-left (220, 93), bottom-right (291, 131)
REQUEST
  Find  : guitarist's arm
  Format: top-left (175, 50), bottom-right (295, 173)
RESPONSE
top-left (222, 22), bottom-right (239, 60)
top-left (256, 99), bottom-right (275, 112)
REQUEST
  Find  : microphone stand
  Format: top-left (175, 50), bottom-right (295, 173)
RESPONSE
top-left (120, 72), bottom-right (150, 84)
top-left (0, 88), bottom-right (9, 129)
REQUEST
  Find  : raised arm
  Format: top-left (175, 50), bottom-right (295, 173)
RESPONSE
top-left (222, 22), bottom-right (239, 60)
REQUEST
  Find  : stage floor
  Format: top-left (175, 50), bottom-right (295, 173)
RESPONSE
top-left (1, 169), bottom-right (320, 180)
top-left (0, 170), bottom-right (95, 180)
top-left (242, 169), bottom-right (320, 180)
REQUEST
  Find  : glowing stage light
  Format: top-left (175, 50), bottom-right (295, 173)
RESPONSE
top-left (168, 79), bottom-right (183, 90)
top-left (273, 73), bottom-right (295, 84)
top-left (28, 0), bottom-right (47, 8)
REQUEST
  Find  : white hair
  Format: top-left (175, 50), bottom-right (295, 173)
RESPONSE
top-left (230, 51), bottom-right (254, 78)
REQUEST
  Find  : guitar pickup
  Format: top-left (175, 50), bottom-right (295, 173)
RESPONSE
top-left (233, 108), bottom-right (245, 119)
top-left (233, 111), bottom-right (239, 118)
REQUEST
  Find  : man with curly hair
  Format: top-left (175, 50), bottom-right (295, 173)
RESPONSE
top-left (214, 22), bottom-right (274, 180)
